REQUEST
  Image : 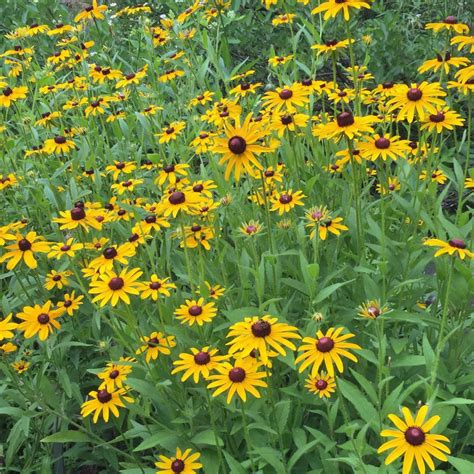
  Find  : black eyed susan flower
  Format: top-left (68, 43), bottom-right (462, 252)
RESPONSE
top-left (158, 69), bottom-right (185, 83)
top-left (171, 347), bottom-right (228, 383)
top-left (0, 313), bottom-right (17, 340)
top-left (98, 360), bottom-right (133, 391)
top-left (311, 0), bottom-right (372, 21)
top-left (387, 82), bottom-right (446, 122)
top-left (451, 34), bottom-right (474, 53)
top-left (135, 332), bottom-right (176, 362)
top-left (189, 90), bottom-right (214, 107)
top-left (89, 268), bottom-right (143, 307)
top-left (179, 224), bottom-right (215, 251)
top-left (295, 327), bottom-right (361, 377)
top-left (0, 231), bottom-right (50, 270)
top-left (239, 220), bottom-right (263, 237)
top-left (1, 342), bottom-right (17, 353)
top-left (376, 177), bottom-right (401, 195)
top-left (313, 111), bottom-right (377, 142)
top-left (270, 112), bottom-right (309, 137)
top-left (229, 81), bottom-right (262, 98)
top-left (425, 16), bottom-right (469, 34)
top-left (207, 357), bottom-right (268, 404)
top-left (357, 300), bottom-right (390, 319)
top-left (155, 448), bottom-right (202, 474)
top-left (268, 55), bottom-right (294, 67)
top-left (212, 113), bottom-right (270, 181)
top-left (465, 177), bottom-right (474, 189)
top-left (262, 84), bottom-right (310, 113)
top-left (44, 270), bottom-right (72, 290)
top-left (358, 134), bottom-right (411, 161)
top-left (311, 38), bottom-right (354, 55)
top-left (226, 315), bottom-right (300, 364)
top-left (418, 52), bottom-right (469, 75)
top-left (174, 298), bottom-right (217, 326)
top-left (12, 360), bottom-right (30, 373)
top-left (138, 275), bottom-right (176, 300)
top-left (155, 163), bottom-right (190, 186)
top-left (424, 237), bottom-right (473, 259)
top-left (43, 135), bottom-right (76, 154)
top-left (305, 207), bottom-right (349, 240)
top-left (115, 65), bottom-right (148, 89)
top-left (0, 85), bottom-right (28, 107)
top-left (162, 190), bottom-right (200, 217)
top-left (80, 387), bottom-right (133, 423)
top-left (48, 238), bottom-right (84, 259)
top-left (270, 189), bottom-right (306, 215)
top-left (156, 121), bottom-right (186, 144)
top-left (198, 282), bottom-right (225, 300)
top-left (75, 0), bottom-right (108, 23)
top-left (53, 205), bottom-right (102, 231)
top-left (378, 405), bottom-right (450, 474)
top-left (419, 169), bottom-right (447, 185)
top-left (16, 301), bottom-right (64, 341)
top-left (305, 372), bottom-right (336, 398)
top-left (88, 243), bottom-right (136, 273)
top-left (57, 291), bottom-right (84, 316)
top-left (420, 107), bottom-right (464, 133)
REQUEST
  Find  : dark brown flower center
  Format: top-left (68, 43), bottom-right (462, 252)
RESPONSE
top-left (405, 427), bottom-right (425, 446)
top-left (193, 184), bottom-right (204, 192)
top-left (279, 88), bottom-right (293, 100)
top-left (54, 136), bottom-right (67, 144)
top-left (70, 206), bottom-right (86, 221)
top-left (229, 367), bottom-right (246, 382)
top-left (145, 215), bottom-right (157, 224)
top-left (18, 239), bottom-right (32, 251)
top-left (37, 313), bottom-right (50, 324)
top-left (171, 459), bottom-right (185, 473)
top-left (188, 305), bottom-right (203, 316)
top-left (164, 164), bottom-right (175, 173)
top-left (251, 320), bottom-right (271, 337)
top-left (3, 87), bottom-right (13, 96)
top-left (367, 306), bottom-right (380, 317)
top-left (336, 111), bottom-right (355, 127)
top-left (315, 379), bottom-right (328, 390)
top-left (429, 112), bottom-right (445, 123)
top-left (97, 389), bottom-right (112, 403)
top-left (191, 225), bottom-right (201, 232)
top-left (375, 137), bottom-right (391, 149)
top-left (407, 88), bottom-right (423, 101)
top-left (108, 277), bottom-right (124, 290)
top-left (279, 194), bottom-right (293, 204)
top-left (449, 239), bottom-right (466, 249)
top-left (109, 369), bottom-right (120, 379)
top-left (149, 281), bottom-right (161, 290)
top-left (281, 114), bottom-right (293, 125)
top-left (52, 275), bottom-right (62, 281)
top-left (444, 15), bottom-right (457, 24)
top-left (125, 73), bottom-right (136, 80)
top-left (103, 247), bottom-right (117, 259)
top-left (316, 337), bottom-right (334, 352)
top-left (194, 351), bottom-right (211, 365)
top-left (228, 136), bottom-right (247, 154)
top-left (168, 191), bottom-right (185, 205)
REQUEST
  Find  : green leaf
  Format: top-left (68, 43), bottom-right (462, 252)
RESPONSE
top-left (438, 398), bottom-right (474, 406)
top-left (337, 378), bottom-right (378, 425)
top-left (191, 429), bottom-right (224, 446)
top-left (133, 431), bottom-right (178, 451)
top-left (287, 440), bottom-right (319, 471)
top-left (313, 280), bottom-right (355, 305)
top-left (41, 431), bottom-right (91, 443)
top-left (449, 456), bottom-right (474, 473)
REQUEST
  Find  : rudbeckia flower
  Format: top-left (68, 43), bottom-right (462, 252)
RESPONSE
top-left (305, 372), bottom-right (336, 398)
top-left (424, 237), bottom-right (473, 259)
top-left (135, 332), bottom-right (176, 362)
top-left (311, 0), bottom-right (372, 22)
top-left (378, 405), bottom-right (450, 474)
top-left (0, 85), bottom-right (27, 107)
top-left (174, 298), bottom-right (217, 326)
top-left (171, 347), bottom-right (227, 383)
top-left (155, 448), bottom-right (202, 474)
top-left (75, 0), bottom-right (108, 23)
top-left (16, 301), bottom-right (64, 341)
top-left (80, 387), bottom-right (133, 423)
top-left (0, 314), bottom-right (17, 341)
top-left (207, 357), bottom-right (268, 404)
top-left (296, 327), bottom-right (361, 376)
top-left (0, 231), bottom-right (50, 270)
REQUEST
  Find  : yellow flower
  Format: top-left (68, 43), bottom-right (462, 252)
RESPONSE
top-left (226, 315), bottom-right (300, 364)
top-left (171, 347), bottom-right (227, 383)
top-left (80, 387), bottom-right (133, 423)
top-left (424, 238), bottom-right (473, 260)
top-left (155, 121), bottom-right (186, 144)
top-left (313, 111), bottom-right (377, 142)
top-left (358, 134), bottom-right (411, 161)
top-left (98, 360), bottom-right (133, 391)
top-left (44, 270), bottom-right (72, 290)
top-left (12, 360), bottom-right (30, 373)
top-left (357, 300), bottom-right (390, 319)
top-left (53, 205), bottom-right (102, 231)
top-left (57, 291), bottom-right (84, 316)
top-left (43, 135), bottom-right (76, 154)
top-left (16, 301), bottom-right (64, 341)
top-left (0, 86), bottom-right (28, 107)
top-left (207, 357), bottom-right (268, 404)
top-left (387, 82), bottom-right (446, 123)
top-left (138, 275), bottom-right (176, 300)
top-left (174, 298), bottom-right (217, 326)
top-left (378, 405), bottom-right (450, 474)
top-left (89, 268), bottom-right (143, 307)
top-left (295, 327), bottom-right (361, 377)
top-left (0, 231), bottom-right (50, 270)
top-left (1, 342), bottom-right (17, 353)
top-left (305, 372), bottom-right (336, 398)
top-left (425, 16), bottom-right (469, 34)
top-left (155, 448), bottom-right (202, 474)
top-left (262, 84), bottom-right (310, 113)
top-left (420, 107), bottom-right (464, 133)
top-left (155, 163), bottom-right (189, 186)
top-left (419, 169), bottom-right (447, 185)
top-left (418, 53), bottom-right (469, 75)
top-left (312, 0), bottom-right (372, 22)
top-left (75, 0), bottom-right (108, 23)
top-left (270, 189), bottom-right (306, 215)
top-left (135, 332), bottom-right (176, 362)
top-left (0, 314), bottom-right (17, 341)
top-left (48, 238), bottom-right (84, 259)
